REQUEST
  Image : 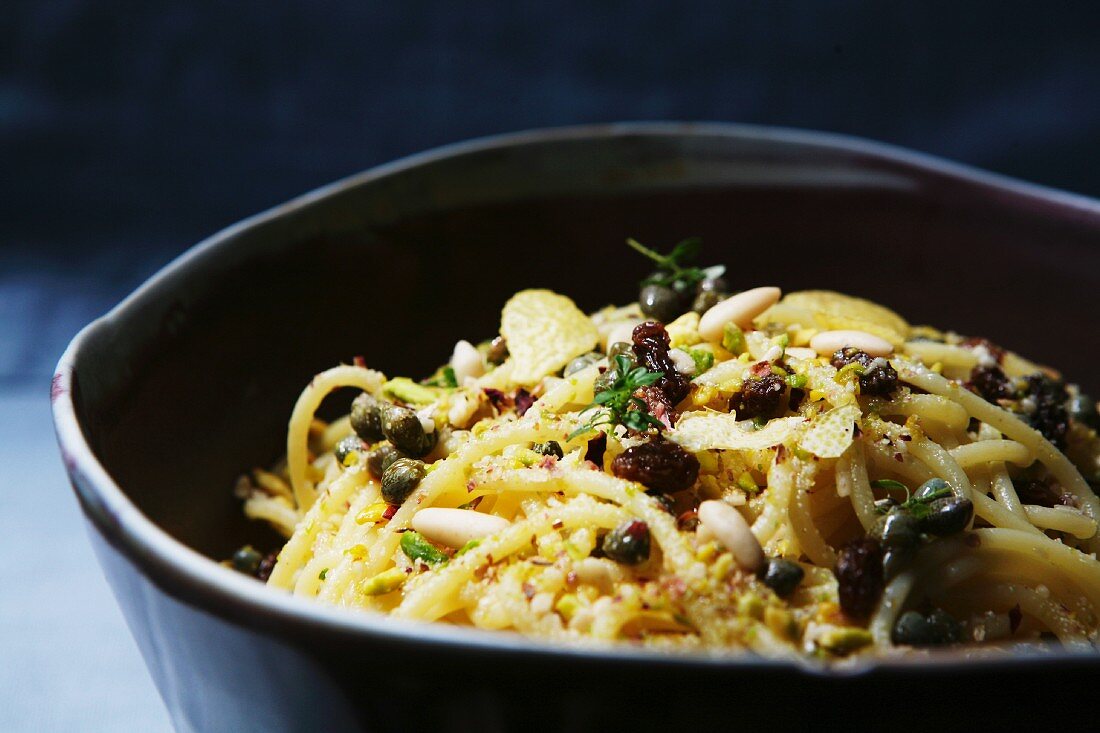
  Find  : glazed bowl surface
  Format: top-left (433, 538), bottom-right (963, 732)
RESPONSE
top-left (53, 123), bottom-right (1100, 733)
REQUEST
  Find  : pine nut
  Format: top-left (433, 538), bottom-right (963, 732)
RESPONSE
top-left (410, 507), bottom-right (509, 549)
top-left (698, 287), bottom-right (782, 343)
top-left (809, 330), bottom-right (894, 357)
top-left (450, 339), bottom-right (485, 383)
top-left (784, 346), bottom-right (818, 361)
top-left (697, 500), bottom-right (764, 571)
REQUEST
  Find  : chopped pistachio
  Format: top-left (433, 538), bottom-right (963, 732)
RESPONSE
top-left (360, 567), bottom-right (407, 596)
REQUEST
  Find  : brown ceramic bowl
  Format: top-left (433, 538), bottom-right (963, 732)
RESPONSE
top-left (53, 124), bottom-right (1100, 732)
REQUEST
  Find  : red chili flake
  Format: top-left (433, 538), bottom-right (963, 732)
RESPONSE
top-left (899, 433), bottom-right (912, 442)
top-left (749, 360), bottom-right (773, 378)
top-left (483, 388), bottom-right (510, 411)
top-left (552, 520), bottom-right (564, 529)
top-left (382, 504), bottom-right (399, 521)
top-left (514, 389), bottom-right (535, 416)
top-left (1009, 604), bottom-right (1023, 633)
top-left (538, 456), bottom-right (557, 470)
top-left (894, 453), bottom-right (904, 462)
top-left (352, 355), bottom-right (367, 368)
top-left (775, 444), bottom-right (788, 463)
top-left (964, 533), bottom-right (981, 548)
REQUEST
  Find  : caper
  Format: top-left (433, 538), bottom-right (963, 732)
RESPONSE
top-left (920, 497), bottom-right (974, 536)
top-left (532, 440), bottom-right (564, 459)
top-left (692, 289), bottom-right (724, 314)
top-left (231, 545), bottom-right (263, 575)
top-left (601, 520), bottom-right (651, 565)
top-left (892, 608), bottom-right (963, 646)
top-left (381, 457), bottom-right (426, 504)
top-left (335, 435), bottom-right (365, 467)
top-left (881, 546), bottom-right (916, 580)
top-left (691, 277), bottom-right (728, 314)
top-left (1067, 392), bottom-right (1099, 428)
top-left (607, 341), bottom-right (635, 362)
top-left (649, 491), bottom-right (676, 514)
top-left (872, 511), bottom-right (920, 549)
top-left (380, 403), bottom-right (436, 457)
top-left (697, 275), bottom-right (729, 295)
top-left (366, 442), bottom-right (403, 479)
top-left (487, 336), bottom-right (508, 365)
top-left (914, 477), bottom-right (950, 501)
top-left (639, 284), bottom-right (682, 323)
top-left (350, 392), bottom-right (385, 442)
top-left (757, 557), bottom-right (804, 597)
top-left (564, 352), bottom-right (600, 377)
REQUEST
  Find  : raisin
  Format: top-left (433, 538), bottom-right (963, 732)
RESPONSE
top-left (831, 347), bottom-right (898, 396)
top-left (632, 321), bottom-right (691, 405)
top-left (1015, 479), bottom-right (1069, 507)
top-left (730, 374), bottom-right (787, 420)
top-left (968, 365), bottom-right (1013, 403)
top-left (636, 384), bottom-right (676, 427)
top-left (835, 536), bottom-right (885, 619)
top-left (611, 439), bottom-right (700, 493)
top-left (1023, 374), bottom-right (1070, 448)
top-left (788, 387), bottom-right (806, 411)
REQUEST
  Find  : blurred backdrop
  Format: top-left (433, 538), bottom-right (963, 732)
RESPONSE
top-left (1, 3), bottom-right (1098, 731)
top-left (4, 1), bottom-right (1100, 384)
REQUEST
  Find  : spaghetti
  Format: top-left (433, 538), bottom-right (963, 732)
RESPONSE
top-left (234, 240), bottom-right (1100, 660)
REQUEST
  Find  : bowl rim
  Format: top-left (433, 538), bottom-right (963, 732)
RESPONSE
top-left (52, 121), bottom-right (1100, 674)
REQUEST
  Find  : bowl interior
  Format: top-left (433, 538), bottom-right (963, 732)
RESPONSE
top-left (69, 127), bottom-right (1100, 561)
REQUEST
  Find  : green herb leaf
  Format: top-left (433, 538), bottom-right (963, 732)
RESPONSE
top-left (870, 479), bottom-right (910, 503)
top-left (422, 365), bottom-right (458, 388)
top-left (628, 237), bottom-right (724, 293)
top-left (893, 484), bottom-right (954, 519)
top-left (567, 355), bottom-right (665, 440)
top-left (400, 531), bottom-right (449, 566)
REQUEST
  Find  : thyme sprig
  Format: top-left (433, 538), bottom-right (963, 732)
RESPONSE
top-left (568, 355), bottom-right (664, 440)
top-left (627, 237), bottom-right (725, 295)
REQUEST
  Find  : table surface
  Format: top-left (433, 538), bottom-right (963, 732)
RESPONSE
top-left (0, 233), bottom-right (176, 732)
top-left (0, 387), bottom-right (173, 732)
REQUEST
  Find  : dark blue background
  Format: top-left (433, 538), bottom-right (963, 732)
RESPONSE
top-left (3, 0), bottom-right (1099, 381)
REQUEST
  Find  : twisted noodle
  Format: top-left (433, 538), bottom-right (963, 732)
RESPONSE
top-left (237, 291), bottom-right (1100, 659)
